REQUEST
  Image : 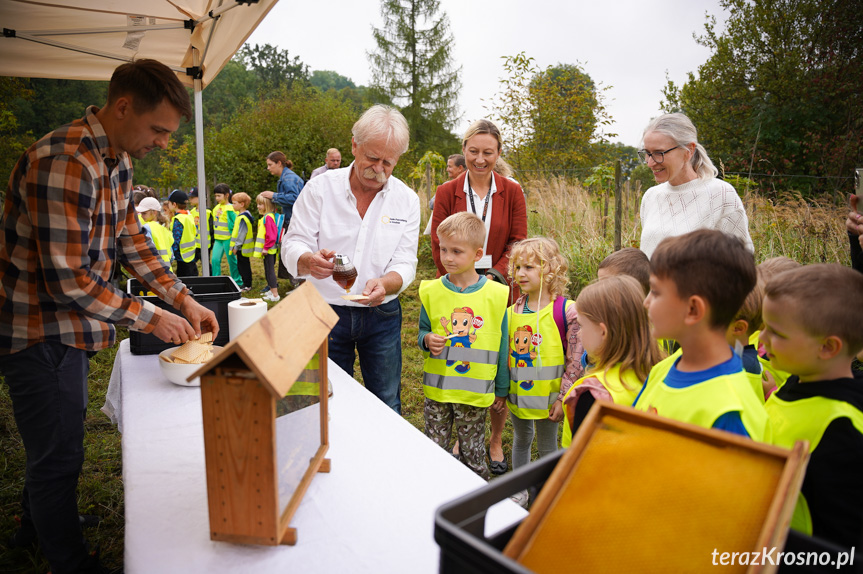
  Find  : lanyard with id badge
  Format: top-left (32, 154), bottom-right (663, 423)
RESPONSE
top-left (467, 179), bottom-right (493, 270)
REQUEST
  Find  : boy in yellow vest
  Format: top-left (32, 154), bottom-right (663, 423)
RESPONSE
top-left (761, 264), bottom-right (863, 548)
top-left (211, 183), bottom-right (241, 285)
top-left (229, 192), bottom-right (255, 292)
top-left (634, 229), bottom-right (769, 441)
top-left (167, 189), bottom-right (198, 277)
top-left (188, 186), bottom-right (214, 269)
top-left (726, 281), bottom-right (767, 402)
top-left (418, 212), bottom-right (509, 480)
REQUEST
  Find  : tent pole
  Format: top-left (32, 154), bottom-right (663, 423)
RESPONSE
top-left (194, 56), bottom-right (210, 277)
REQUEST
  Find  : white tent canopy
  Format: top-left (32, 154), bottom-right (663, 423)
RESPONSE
top-left (0, 0), bottom-right (279, 274)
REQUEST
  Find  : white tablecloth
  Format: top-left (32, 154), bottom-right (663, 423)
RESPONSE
top-left (104, 339), bottom-right (525, 573)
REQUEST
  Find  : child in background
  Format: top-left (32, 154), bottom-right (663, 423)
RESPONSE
top-left (136, 196), bottom-right (173, 264)
top-left (211, 183), bottom-right (241, 285)
top-left (634, 229), bottom-right (769, 440)
top-left (230, 192), bottom-right (255, 293)
top-left (726, 281), bottom-right (766, 402)
top-left (761, 264), bottom-right (863, 548)
top-left (189, 187), bottom-right (214, 270)
top-left (418, 212), bottom-right (509, 480)
top-left (596, 247), bottom-right (650, 295)
top-left (561, 276), bottom-right (663, 447)
top-left (506, 238), bottom-right (583, 473)
top-left (167, 189), bottom-right (198, 277)
top-left (255, 194), bottom-right (280, 303)
top-left (756, 256), bottom-right (802, 393)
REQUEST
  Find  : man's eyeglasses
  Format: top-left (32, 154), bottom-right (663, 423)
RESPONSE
top-left (637, 146), bottom-right (680, 164)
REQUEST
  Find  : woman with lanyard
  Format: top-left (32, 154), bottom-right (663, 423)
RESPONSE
top-left (431, 118), bottom-right (528, 475)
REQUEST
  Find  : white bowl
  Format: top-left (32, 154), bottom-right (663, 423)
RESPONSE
top-left (158, 346), bottom-right (222, 387)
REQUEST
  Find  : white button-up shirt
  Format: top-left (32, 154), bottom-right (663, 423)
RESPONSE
top-left (282, 163), bottom-right (420, 306)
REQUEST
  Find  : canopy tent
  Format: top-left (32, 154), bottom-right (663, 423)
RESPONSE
top-left (0, 0), bottom-right (279, 275)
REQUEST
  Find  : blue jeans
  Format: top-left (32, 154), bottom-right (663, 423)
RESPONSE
top-left (329, 299), bottom-right (402, 414)
top-left (0, 342), bottom-right (90, 574)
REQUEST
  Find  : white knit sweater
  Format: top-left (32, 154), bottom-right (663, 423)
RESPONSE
top-left (638, 178), bottom-right (754, 259)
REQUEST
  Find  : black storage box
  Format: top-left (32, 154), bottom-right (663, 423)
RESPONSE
top-left (127, 276), bottom-right (239, 355)
top-left (434, 450), bottom-right (856, 574)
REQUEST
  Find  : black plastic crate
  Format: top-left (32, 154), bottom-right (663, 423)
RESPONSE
top-left (435, 450), bottom-right (562, 574)
top-left (127, 276), bottom-right (239, 355)
top-left (435, 451), bottom-right (858, 574)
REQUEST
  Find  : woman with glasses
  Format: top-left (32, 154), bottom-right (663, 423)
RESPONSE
top-left (637, 113), bottom-right (753, 258)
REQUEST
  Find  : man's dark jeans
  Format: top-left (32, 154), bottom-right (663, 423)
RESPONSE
top-left (328, 299), bottom-right (403, 414)
top-left (0, 342), bottom-right (90, 574)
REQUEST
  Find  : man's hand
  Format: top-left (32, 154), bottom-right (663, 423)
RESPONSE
top-left (491, 395), bottom-right (507, 415)
top-left (150, 310), bottom-right (197, 345)
top-left (298, 249), bottom-right (335, 279)
top-left (424, 333), bottom-right (446, 356)
top-left (259, 190), bottom-right (274, 201)
top-left (179, 295), bottom-right (220, 339)
top-left (361, 278), bottom-right (387, 307)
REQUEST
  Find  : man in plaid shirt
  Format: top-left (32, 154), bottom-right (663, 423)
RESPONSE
top-left (0, 59), bottom-right (218, 574)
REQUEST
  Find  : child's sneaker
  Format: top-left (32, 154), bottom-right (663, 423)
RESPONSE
top-left (262, 292), bottom-right (280, 303)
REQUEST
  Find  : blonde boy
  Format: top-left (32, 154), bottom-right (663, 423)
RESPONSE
top-left (596, 247), bottom-right (650, 295)
top-left (761, 264), bottom-right (863, 548)
top-left (634, 229), bottom-right (769, 440)
top-left (418, 212), bottom-right (509, 480)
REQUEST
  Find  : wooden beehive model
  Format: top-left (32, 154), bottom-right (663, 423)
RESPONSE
top-left (189, 282), bottom-right (338, 546)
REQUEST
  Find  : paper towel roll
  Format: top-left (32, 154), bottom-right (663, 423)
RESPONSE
top-left (228, 299), bottom-right (268, 341)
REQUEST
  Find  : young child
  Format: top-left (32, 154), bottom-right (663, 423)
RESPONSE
top-left (211, 183), bottom-right (240, 285)
top-left (166, 189), bottom-right (198, 277)
top-left (188, 187), bottom-right (214, 269)
top-left (761, 264), bottom-right (863, 548)
top-left (506, 237), bottom-right (583, 470)
top-left (726, 281), bottom-right (766, 402)
top-left (633, 229), bottom-right (769, 440)
top-left (561, 275), bottom-right (664, 447)
top-left (136, 196), bottom-right (173, 264)
top-left (596, 247), bottom-right (650, 295)
top-left (756, 256), bottom-right (802, 393)
top-left (254, 194), bottom-right (280, 303)
top-left (230, 192), bottom-right (255, 292)
top-left (418, 212), bottom-right (509, 480)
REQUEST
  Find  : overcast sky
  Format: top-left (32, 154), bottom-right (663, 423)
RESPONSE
top-left (246, 0), bottom-right (728, 148)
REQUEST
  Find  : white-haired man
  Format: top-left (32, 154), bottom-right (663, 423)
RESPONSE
top-left (309, 148), bottom-right (342, 179)
top-left (282, 105), bottom-right (420, 413)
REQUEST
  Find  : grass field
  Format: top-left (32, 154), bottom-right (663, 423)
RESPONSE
top-left (0, 179), bottom-right (853, 572)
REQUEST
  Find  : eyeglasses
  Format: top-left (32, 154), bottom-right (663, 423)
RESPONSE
top-left (638, 146), bottom-right (680, 164)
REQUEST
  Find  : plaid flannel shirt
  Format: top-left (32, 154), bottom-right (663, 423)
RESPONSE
top-left (0, 106), bottom-right (188, 355)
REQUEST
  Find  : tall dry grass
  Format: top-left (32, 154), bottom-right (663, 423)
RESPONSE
top-left (523, 177), bottom-right (850, 296)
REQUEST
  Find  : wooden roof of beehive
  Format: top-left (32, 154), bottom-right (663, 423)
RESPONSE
top-left (189, 282), bottom-right (338, 398)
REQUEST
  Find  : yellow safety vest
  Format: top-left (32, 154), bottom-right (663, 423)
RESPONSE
top-left (634, 353), bottom-right (770, 441)
top-left (190, 206), bottom-right (212, 249)
top-left (288, 355), bottom-right (322, 396)
top-left (230, 212), bottom-right (256, 257)
top-left (213, 202), bottom-right (235, 241)
top-left (506, 299), bottom-right (571, 419)
top-left (561, 364), bottom-right (644, 448)
top-left (419, 279), bottom-right (509, 408)
top-left (170, 212), bottom-right (197, 263)
top-left (145, 221), bottom-right (174, 263)
top-left (766, 389), bottom-right (863, 535)
top-left (253, 213), bottom-right (278, 258)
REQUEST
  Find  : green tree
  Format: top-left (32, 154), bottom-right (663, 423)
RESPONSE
top-left (487, 54), bottom-right (613, 178)
top-left (168, 84), bottom-right (357, 195)
top-left (528, 63), bottom-right (614, 175)
top-left (236, 43), bottom-right (310, 97)
top-left (368, 0), bottom-right (462, 157)
top-left (310, 70), bottom-right (356, 92)
top-left (663, 0), bottom-right (862, 195)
